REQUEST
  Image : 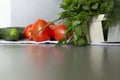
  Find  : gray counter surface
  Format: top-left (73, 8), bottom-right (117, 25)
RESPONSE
top-left (0, 44), bottom-right (120, 80)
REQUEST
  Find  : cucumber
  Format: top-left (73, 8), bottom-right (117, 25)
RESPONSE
top-left (6, 27), bottom-right (25, 40)
top-left (0, 27), bottom-right (25, 41)
top-left (2, 28), bottom-right (19, 41)
top-left (0, 28), bottom-right (4, 39)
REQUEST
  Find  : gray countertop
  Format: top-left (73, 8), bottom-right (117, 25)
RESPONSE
top-left (0, 44), bottom-right (120, 80)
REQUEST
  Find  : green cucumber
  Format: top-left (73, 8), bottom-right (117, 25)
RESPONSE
top-left (0, 27), bottom-right (25, 41)
top-left (0, 28), bottom-right (4, 39)
top-left (6, 27), bottom-right (25, 40)
top-left (2, 28), bottom-right (19, 41)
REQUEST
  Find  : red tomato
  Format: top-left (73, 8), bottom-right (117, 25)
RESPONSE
top-left (24, 24), bottom-right (33, 40)
top-left (32, 19), bottom-right (51, 42)
top-left (48, 22), bottom-right (55, 29)
top-left (51, 24), bottom-right (67, 41)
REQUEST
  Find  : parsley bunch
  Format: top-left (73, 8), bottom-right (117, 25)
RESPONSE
top-left (57, 0), bottom-right (120, 46)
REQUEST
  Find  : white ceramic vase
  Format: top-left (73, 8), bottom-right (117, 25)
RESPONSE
top-left (89, 14), bottom-right (105, 43)
top-left (107, 22), bottom-right (120, 42)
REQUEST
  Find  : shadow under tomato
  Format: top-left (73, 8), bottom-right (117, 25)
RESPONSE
top-left (25, 44), bottom-right (72, 67)
top-left (25, 45), bottom-right (50, 67)
top-left (51, 45), bottom-right (72, 64)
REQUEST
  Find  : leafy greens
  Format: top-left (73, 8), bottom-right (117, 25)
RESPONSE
top-left (57, 0), bottom-right (120, 46)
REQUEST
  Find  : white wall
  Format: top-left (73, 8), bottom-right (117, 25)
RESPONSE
top-left (0, 0), bottom-right (62, 27)
top-left (11, 0), bottom-right (62, 26)
top-left (0, 0), bottom-right (11, 27)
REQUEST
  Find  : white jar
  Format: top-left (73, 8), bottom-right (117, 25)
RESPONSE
top-left (89, 14), bottom-right (105, 43)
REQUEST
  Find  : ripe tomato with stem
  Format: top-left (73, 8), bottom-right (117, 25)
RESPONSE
top-left (32, 19), bottom-right (51, 42)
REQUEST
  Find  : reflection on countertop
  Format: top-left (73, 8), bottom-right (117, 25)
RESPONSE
top-left (0, 44), bottom-right (120, 80)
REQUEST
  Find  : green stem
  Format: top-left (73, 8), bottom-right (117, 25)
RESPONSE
top-left (29, 19), bottom-right (60, 39)
top-left (86, 26), bottom-right (91, 44)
